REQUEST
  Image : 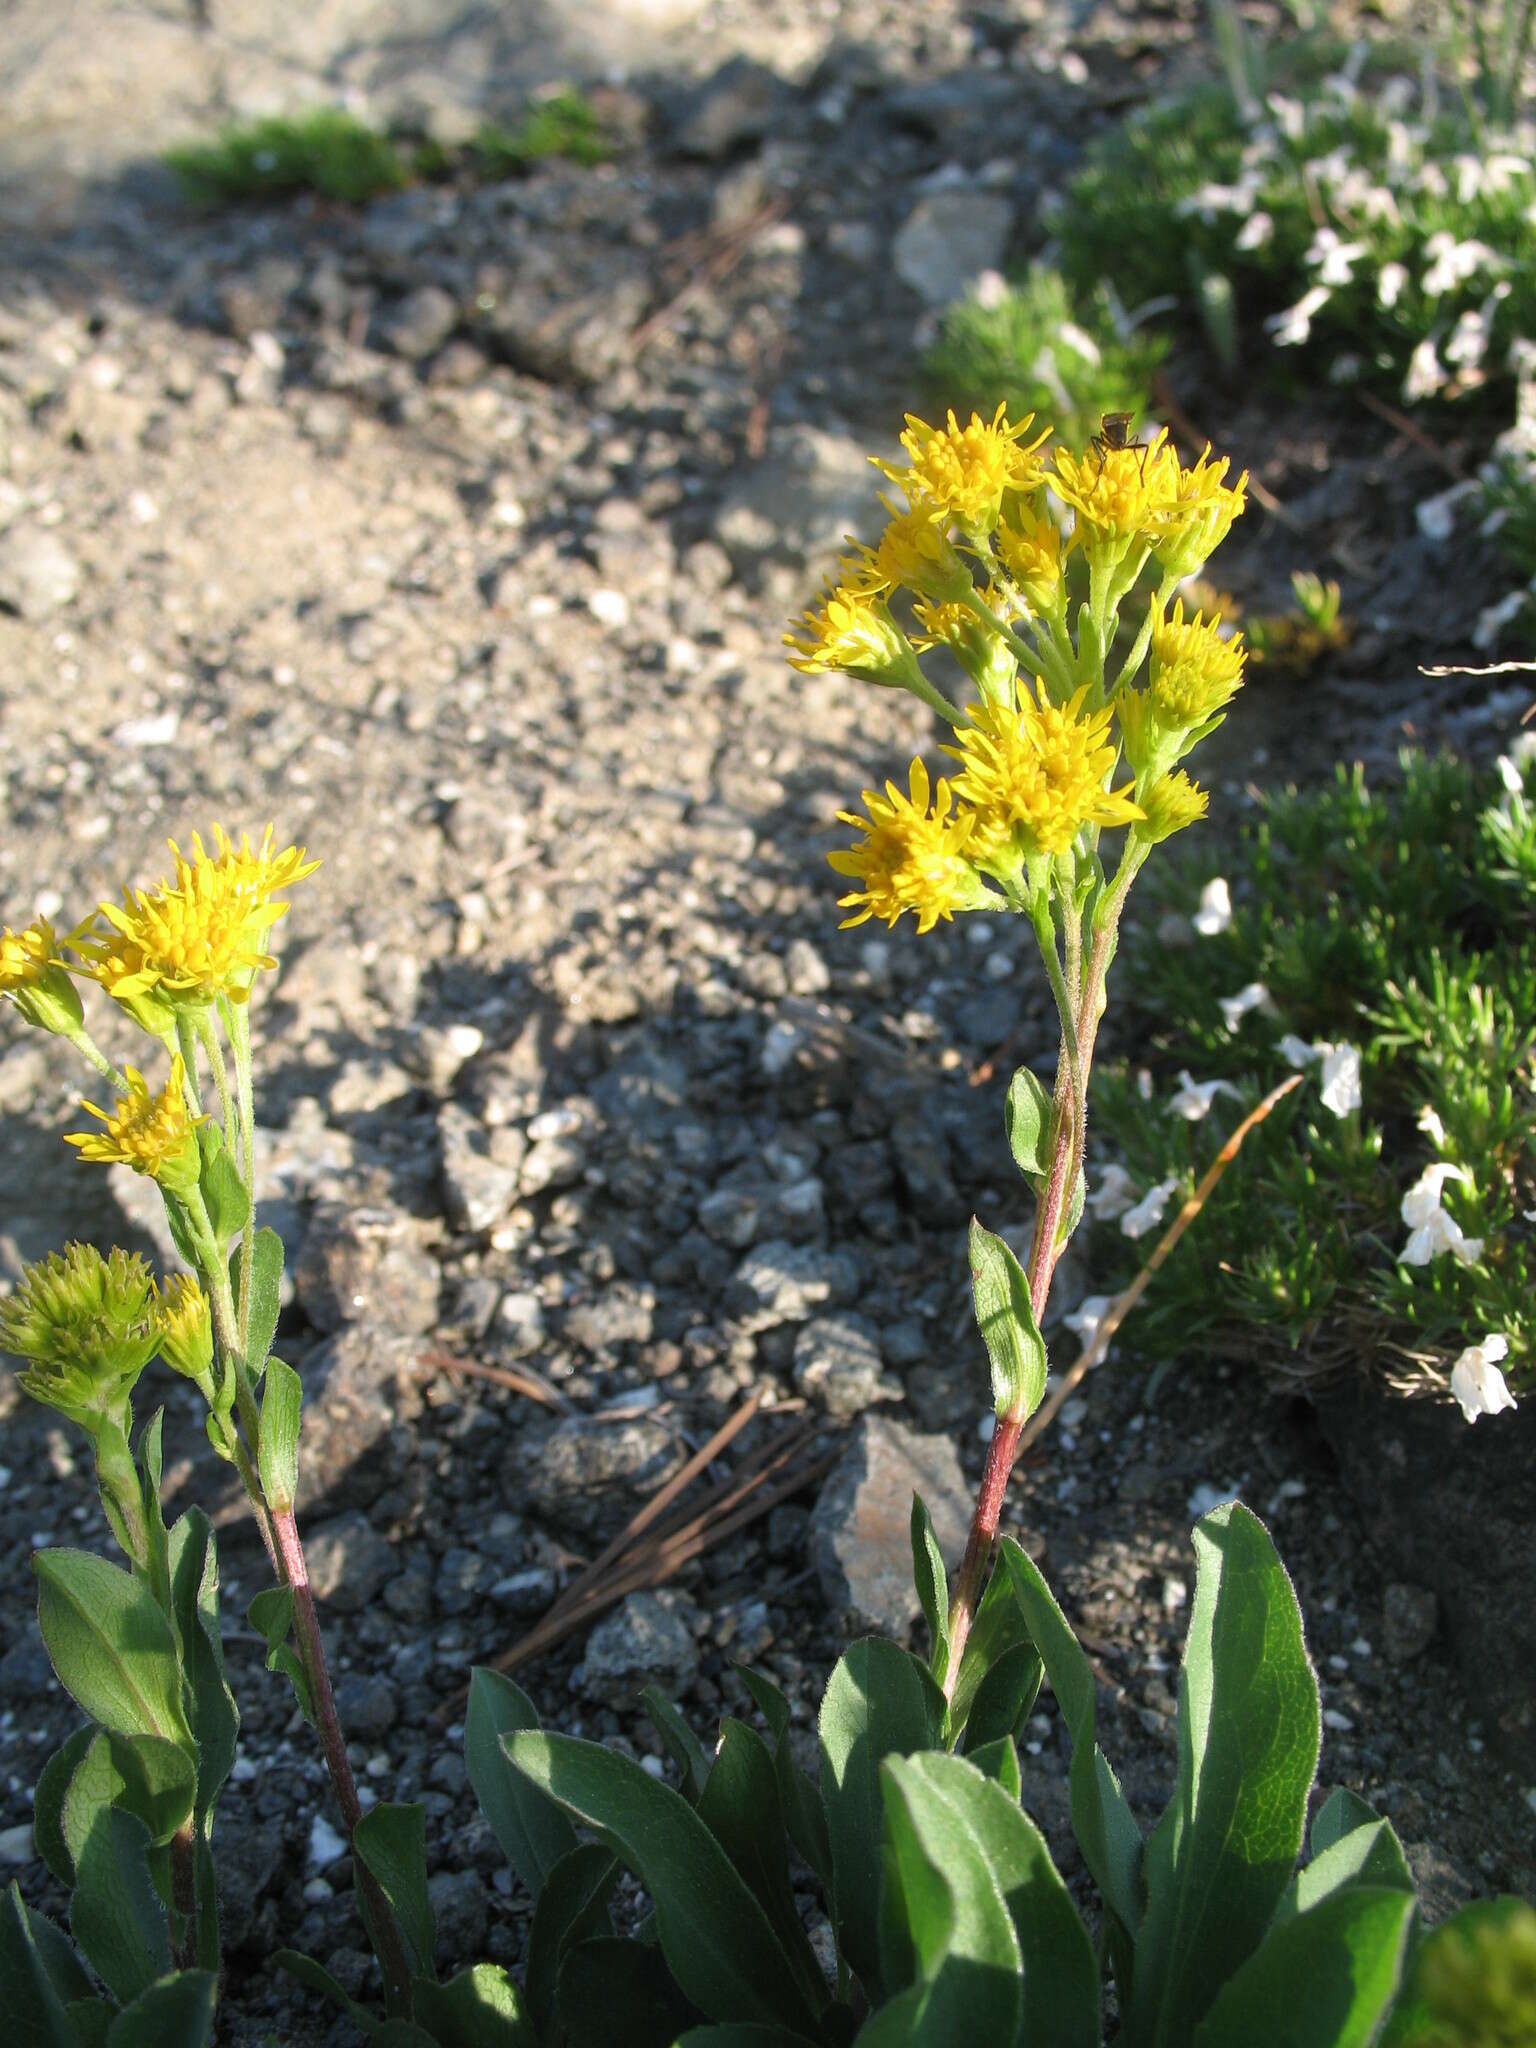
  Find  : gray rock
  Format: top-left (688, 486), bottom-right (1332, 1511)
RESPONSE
top-left (0, 1623), bottom-right (55, 1702)
top-left (574, 1590), bottom-right (699, 1704)
top-left (727, 1239), bottom-right (861, 1334)
top-left (294, 1203), bottom-right (440, 1335)
top-left (520, 1134), bottom-right (586, 1195)
top-left (716, 422), bottom-right (880, 569)
top-left (429, 1867), bottom-right (489, 1960)
top-left (436, 1546), bottom-right (495, 1617)
top-left (565, 1284), bottom-right (656, 1355)
top-left (0, 527), bottom-right (80, 618)
top-left (671, 57), bottom-right (781, 159)
top-left (892, 191), bottom-right (1015, 307)
top-left (378, 285), bottom-right (460, 361)
top-left (785, 938), bottom-right (831, 995)
top-left (211, 1808), bottom-right (285, 1951)
top-left (381, 1555), bottom-right (435, 1623)
top-left (304, 1511), bottom-right (399, 1613)
top-left (811, 1415), bottom-right (971, 1635)
top-left (496, 1289), bottom-right (546, 1358)
top-left (439, 1102), bottom-right (524, 1234)
top-left (482, 262), bottom-right (650, 388)
top-left (794, 1313), bottom-right (900, 1420)
top-left (524, 1414), bottom-right (681, 1531)
top-left (490, 1564), bottom-right (558, 1616)
top-left (333, 1672), bottom-right (398, 1739)
top-left (1381, 1582), bottom-right (1439, 1663)
top-left (0, 1822), bottom-right (35, 1867)
top-left (699, 1183), bottom-right (764, 1249)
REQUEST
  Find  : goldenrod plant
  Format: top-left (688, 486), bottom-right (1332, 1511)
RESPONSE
top-left (3, 421), bottom-right (1529, 2045)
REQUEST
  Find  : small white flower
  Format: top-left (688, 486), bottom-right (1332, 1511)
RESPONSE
top-left (1267, 285), bottom-right (1332, 347)
top-left (1474, 589), bottom-right (1528, 651)
top-left (1057, 320), bottom-right (1102, 365)
top-left (1168, 1071), bottom-right (1244, 1122)
top-left (1219, 981), bottom-right (1272, 1032)
top-left (1121, 1176), bottom-right (1181, 1240)
top-left (1415, 479), bottom-right (1476, 540)
top-left (1377, 261), bottom-right (1409, 309)
top-left (1266, 93), bottom-right (1306, 140)
top-left (1235, 210), bottom-right (1273, 252)
top-left (1508, 731), bottom-right (1536, 771)
top-left (1403, 337), bottom-right (1448, 405)
top-left (1308, 227), bottom-right (1367, 287)
top-left (1087, 1162), bottom-right (1139, 1221)
top-left (1193, 877), bottom-right (1232, 936)
top-left (1417, 1104), bottom-right (1447, 1149)
top-left (1064, 1293), bottom-right (1115, 1345)
top-left (1399, 1162), bottom-right (1484, 1267)
top-left (1319, 1042), bottom-right (1362, 1118)
top-left (1497, 752), bottom-right (1526, 795)
top-left (1278, 1032), bottom-right (1322, 1069)
top-left (1450, 1334), bottom-right (1518, 1423)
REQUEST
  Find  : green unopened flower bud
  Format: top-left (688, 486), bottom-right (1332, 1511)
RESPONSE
top-left (156, 1272), bottom-right (219, 1405)
top-left (1, 1244), bottom-right (160, 1427)
top-left (913, 592), bottom-right (1018, 706)
top-left (1132, 770), bottom-right (1210, 846)
top-left (1, 918), bottom-right (86, 1037)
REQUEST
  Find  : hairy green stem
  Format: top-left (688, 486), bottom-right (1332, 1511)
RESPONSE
top-left (223, 999), bottom-right (258, 1357)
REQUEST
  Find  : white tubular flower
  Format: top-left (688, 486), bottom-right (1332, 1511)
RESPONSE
top-left (1168, 1071), bottom-right (1244, 1121)
top-left (1121, 1176), bottom-right (1182, 1240)
top-left (1235, 211), bottom-right (1273, 252)
top-left (1318, 1042), bottom-right (1362, 1117)
top-left (1399, 1162), bottom-right (1484, 1267)
top-left (1279, 1032), bottom-right (1322, 1069)
top-left (1450, 1334), bottom-right (1518, 1423)
top-left (1267, 285), bottom-right (1331, 347)
top-left (1403, 338), bottom-right (1448, 404)
top-left (1218, 981), bottom-right (1271, 1032)
top-left (1087, 1162), bottom-right (1139, 1222)
top-left (1417, 1104), bottom-right (1448, 1150)
top-left (1193, 877), bottom-right (1233, 936)
top-left (1063, 1294), bottom-right (1115, 1346)
top-left (1377, 261), bottom-right (1409, 309)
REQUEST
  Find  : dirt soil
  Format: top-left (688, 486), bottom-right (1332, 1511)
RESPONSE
top-left (0, 1), bottom-right (1531, 2040)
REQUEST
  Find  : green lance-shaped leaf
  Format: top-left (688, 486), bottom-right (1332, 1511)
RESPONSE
top-left (106, 1971), bottom-right (220, 2048)
top-left (963, 1735), bottom-right (1022, 1800)
top-left (1005, 1066), bottom-right (1055, 1190)
top-left (819, 1637), bottom-right (944, 1998)
top-left (168, 1506), bottom-right (239, 1971)
top-left (33, 1726), bottom-right (96, 1886)
top-left (34, 1549), bottom-right (193, 1749)
top-left (247, 1586), bottom-right (314, 1723)
top-left (910, 1494), bottom-right (950, 1685)
top-left (77, 1731), bottom-right (197, 1849)
top-left (737, 1665), bottom-right (833, 1889)
top-left (969, 1221), bottom-right (1047, 1422)
top-left (198, 1124), bottom-right (251, 1244)
top-left (889, 1751), bottom-right (1099, 2048)
top-left (503, 1728), bottom-right (823, 2035)
top-left (410, 1964), bottom-right (537, 2048)
top-left (62, 1745), bottom-right (172, 2005)
top-left (1128, 1502), bottom-right (1321, 2048)
top-left (243, 1226), bottom-right (285, 1378)
top-left (354, 1802), bottom-right (437, 1982)
top-left (2, 1881), bottom-right (93, 2046)
top-left (698, 1718), bottom-right (829, 2015)
top-left (875, 1753), bottom-right (1023, 2042)
top-left (945, 1557), bottom-right (1042, 1753)
top-left (1000, 1539), bottom-right (1144, 1953)
top-left (555, 1936), bottom-right (695, 2048)
top-left (524, 1843), bottom-right (619, 2039)
top-left (464, 1668), bottom-right (577, 1904)
top-left (1273, 1788), bottom-right (1413, 1929)
top-left (257, 1356), bottom-right (303, 1513)
top-left (1192, 1886), bottom-right (1416, 2048)
top-left (641, 1686), bottom-right (713, 1804)
top-left (136, 1410), bottom-right (173, 1617)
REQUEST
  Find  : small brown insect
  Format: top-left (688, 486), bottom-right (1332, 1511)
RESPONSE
top-left (1091, 410), bottom-right (1149, 479)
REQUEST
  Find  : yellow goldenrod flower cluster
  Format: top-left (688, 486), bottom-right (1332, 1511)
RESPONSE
top-left (73, 824), bottom-right (320, 1032)
top-left (791, 405), bottom-right (1249, 935)
top-left (66, 1051), bottom-right (206, 1195)
top-left (0, 916), bottom-right (85, 1037)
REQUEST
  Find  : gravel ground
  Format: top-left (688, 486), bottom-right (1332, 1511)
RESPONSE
top-left (1, 1), bottom-right (1532, 2038)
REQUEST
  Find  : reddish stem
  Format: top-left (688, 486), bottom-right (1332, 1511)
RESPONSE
top-left (271, 1507), bottom-right (415, 2014)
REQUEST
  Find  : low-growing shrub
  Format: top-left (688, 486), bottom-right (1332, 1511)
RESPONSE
top-left (1087, 747), bottom-right (1536, 1408)
top-left (165, 109), bottom-right (409, 207)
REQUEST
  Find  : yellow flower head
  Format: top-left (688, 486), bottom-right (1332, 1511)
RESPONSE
top-left (829, 758), bottom-right (996, 935)
top-left (1051, 431), bottom-right (1180, 555)
top-left (786, 582), bottom-right (925, 690)
top-left (1, 1243), bottom-right (160, 1425)
top-left (846, 498), bottom-right (973, 605)
top-left (1156, 444), bottom-right (1249, 580)
top-left (66, 1052), bottom-right (207, 1195)
top-left (912, 583), bottom-right (1017, 703)
top-left (0, 916), bottom-right (85, 1038)
top-left (1149, 600), bottom-right (1247, 732)
top-left (1133, 770), bottom-right (1210, 845)
top-left (877, 404), bottom-right (1051, 536)
top-left (945, 679), bottom-right (1143, 869)
top-left (74, 825), bottom-right (319, 1024)
top-left (157, 1272), bottom-right (219, 1403)
top-left (995, 501), bottom-right (1067, 615)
